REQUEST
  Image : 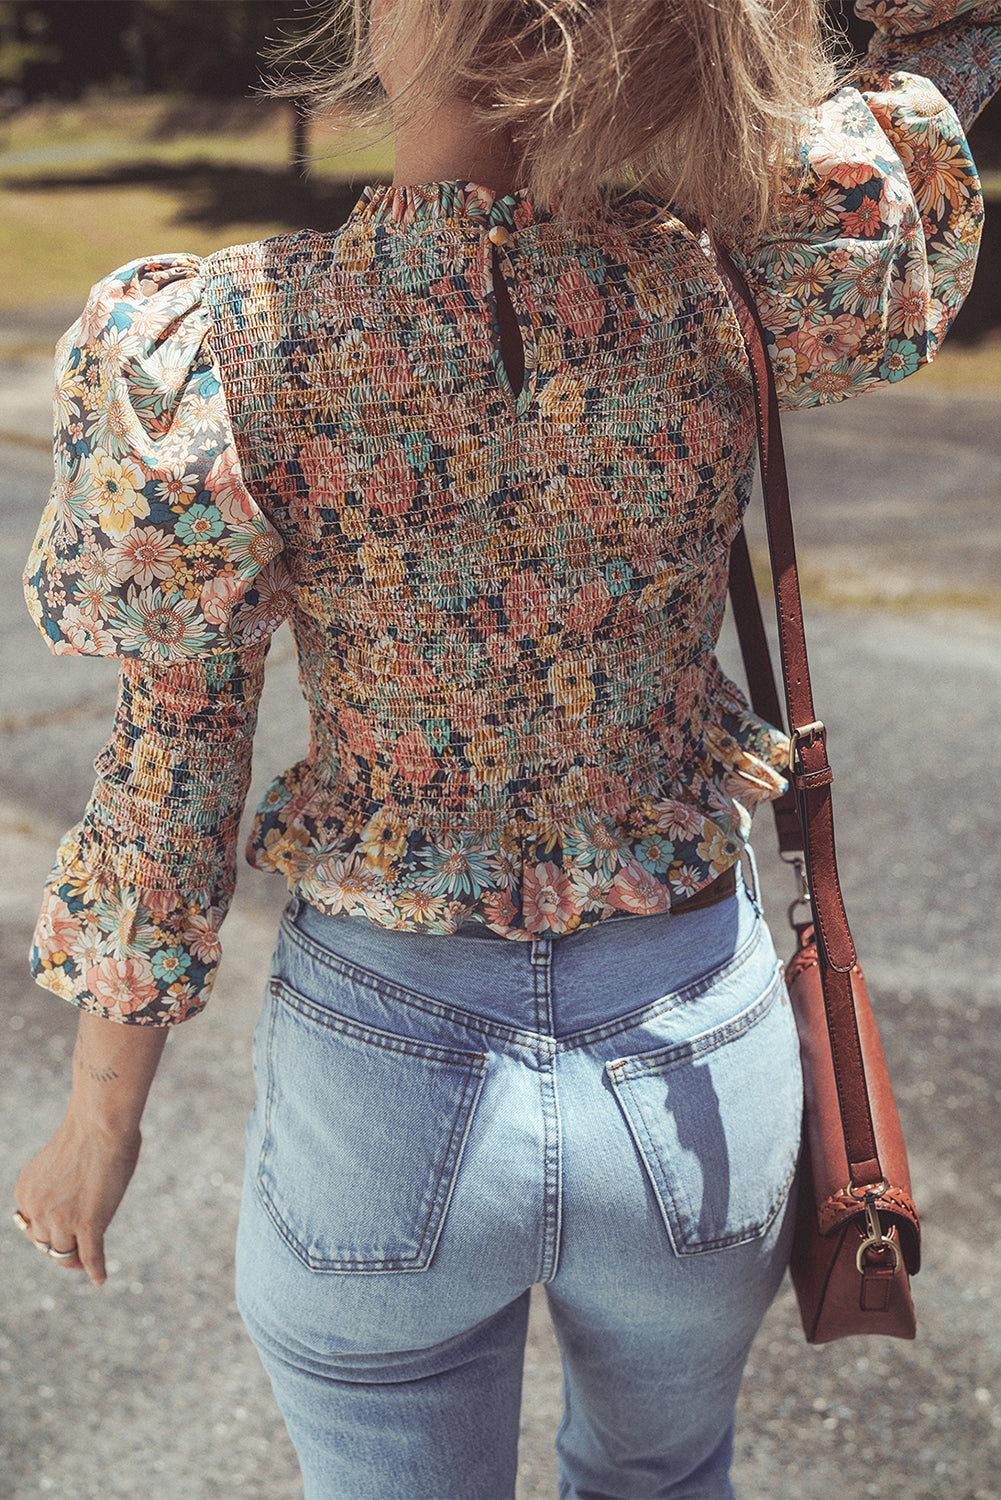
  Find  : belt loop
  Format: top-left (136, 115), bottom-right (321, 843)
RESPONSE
top-left (742, 846), bottom-right (761, 910)
top-left (286, 894), bottom-right (305, 926)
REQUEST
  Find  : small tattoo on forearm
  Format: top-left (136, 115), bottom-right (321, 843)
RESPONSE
top-left (74, 1045), bottom-right (119, 1084)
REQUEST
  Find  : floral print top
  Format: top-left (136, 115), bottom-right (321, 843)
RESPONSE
top-left (23, 0), bottom-right (1001, 1023)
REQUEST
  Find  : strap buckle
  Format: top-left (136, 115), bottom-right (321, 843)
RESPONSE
top-left (787, 720), bottom-right (826, 776)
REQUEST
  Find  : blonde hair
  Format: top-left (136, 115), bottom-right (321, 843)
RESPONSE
top-left (269, 0), bottom-right (835, 236)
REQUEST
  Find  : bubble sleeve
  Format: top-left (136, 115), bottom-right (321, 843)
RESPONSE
top-left (728, 0), bottom-right (1001, 408)
top-left (23, 256), bottom-right (295, 1024)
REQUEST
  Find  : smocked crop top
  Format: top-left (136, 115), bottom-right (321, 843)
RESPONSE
top-left (23, 0), bottom-right (1001, 1022)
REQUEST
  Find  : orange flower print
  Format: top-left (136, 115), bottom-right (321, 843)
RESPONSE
top-left (606, 859), bottom-right (669, 916)
top-left (108, 526), bottom-right (181, 587)
top-left (34, 896), bottom-right (84, 962)
top-left (502, 569), bottom-right (551, 638)
top-left (793, 312), bottom-right (867, 365)
top-left (554, 267), bottom-right (605, 340)
top-left (203, 448), bottom-right (255, 525)
top-left (85, 955), bottom-right (160, 1018)
top-left (199, 573), bottom-right (243, 627)
top-left (565, 576), bottom-right (611, 634)
top-left (522, 861), bottom-right (577, 934)
top-left (366, 445), bottom-right (419, 517)
top-left (895, 130), bottom-right (970, 219)
top-left (393, 727), bottom-right (437, 787)
top-left (840, 194), bottom-right (885, 239)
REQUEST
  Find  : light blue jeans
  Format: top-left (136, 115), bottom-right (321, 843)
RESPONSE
top-left (235, 865), bottom-right (802, 1500)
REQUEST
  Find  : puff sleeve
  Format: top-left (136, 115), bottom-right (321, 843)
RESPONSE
top-left (23, 256), bottom-right (295, 1024)
top-left (729, 0), bottom-right (1001, 408)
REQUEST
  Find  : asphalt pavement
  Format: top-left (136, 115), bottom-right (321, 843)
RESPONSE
top-left (1, 316), bottom-right (1000, 1499)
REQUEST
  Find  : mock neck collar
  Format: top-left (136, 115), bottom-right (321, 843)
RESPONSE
top-left (351, 181), bottom-right (546, 232)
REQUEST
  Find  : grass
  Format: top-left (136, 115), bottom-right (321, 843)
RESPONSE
top-left (0, 96), bottom-right (393, 310)
top-left (901, 333), bottom-right (1001, 393)
top-left (749, 551), bottom-right (1001, 619)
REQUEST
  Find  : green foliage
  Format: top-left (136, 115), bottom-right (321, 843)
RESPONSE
top-left (0, 0), bottom-right (310, 101)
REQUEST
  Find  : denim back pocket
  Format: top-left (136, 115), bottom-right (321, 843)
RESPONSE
top-left (606, 967), bottom-right (801, 1254)
top-left (257, 979), bottom-right (487, 1272)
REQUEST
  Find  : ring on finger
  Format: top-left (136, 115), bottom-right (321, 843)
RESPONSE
top-left (46, 1246), bottom-right (76, 1261)
top-left (32, 1237), bottom-right (52, 1253)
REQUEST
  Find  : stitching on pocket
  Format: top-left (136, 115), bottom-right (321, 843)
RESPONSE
top-left (606, 963), bottom-right (784, 1081)
top-left (257, 983), bottom-right (488, 1272)
top-left (605, 968), bottom-right (801, 1253)
top-left (269, 977), bottom-right (488, 1068)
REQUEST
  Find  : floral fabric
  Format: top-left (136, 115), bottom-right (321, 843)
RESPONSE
top-left (24, 0), bottom-right (1001, 1022)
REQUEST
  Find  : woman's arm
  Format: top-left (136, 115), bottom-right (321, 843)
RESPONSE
top-left (14, 1011), bottom-right (168, 1284)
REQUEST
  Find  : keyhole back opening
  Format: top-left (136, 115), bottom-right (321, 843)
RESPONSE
top-left (490, 247), bottom-right (526, 400)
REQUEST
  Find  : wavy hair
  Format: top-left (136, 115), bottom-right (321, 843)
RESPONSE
top-left (268, 0), bottom-right (836, 236)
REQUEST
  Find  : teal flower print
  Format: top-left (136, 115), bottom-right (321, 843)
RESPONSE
top-left (175, 504), bottom-right (224, 544)
top-left (879, 337), bottom-right (920, 382)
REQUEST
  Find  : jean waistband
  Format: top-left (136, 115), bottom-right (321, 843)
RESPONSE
top-left (279, 860), bottom-right (766, 1039)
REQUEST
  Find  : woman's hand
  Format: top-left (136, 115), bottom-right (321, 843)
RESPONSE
top-left (14, 1010), bottom-right (169, 1285)
top-left (15, 1110), bottom-right (142, 1284)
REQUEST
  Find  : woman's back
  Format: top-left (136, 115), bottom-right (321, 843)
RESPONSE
top-left (200, 182), bottom-right (779, 936)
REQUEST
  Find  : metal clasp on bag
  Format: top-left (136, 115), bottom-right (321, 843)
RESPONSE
top-left (782, 852), bottom-right (811, 930)
top-left (853, 1186), bottom-right (902, 1274)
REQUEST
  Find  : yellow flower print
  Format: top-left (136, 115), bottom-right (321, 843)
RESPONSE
top-left (696, 828), bottom-right (738, 873)
top-left (548, 658), bottom-right (595, 714)
top-left (550, 764), bottom-right (590, 810)
top-left (90, 452), bottom-right (150, 538)
top-left (539, 372), bottom-right (586, 425)
top-left (370, 762), bottom-right (391, 801)
top-left (358, 808), bottom-right (409, 872)
top-left (639, 565), bottom-right (679, 612)
top-left (450, 435), bottom-right (489, 497)
top-left (358, 536), bottom-right (406, 590)
top-left (334, 232), bottom-right (375, 275)
top-left (536, 327), bottom-right (562, 370)
top-left (338, 330), bottom-right (370, 380)
top-left (626, 256), bottom-right (677, 319)
top-left (339, 501), bottom-right (366, 540)
top-left (53, 366), bottom-right (86, 431)
top-left (131, 731), bottom-right (173, 790)
top-left (37, 966), bottom-right (76, 1001)
top-left (468, 728), bottom-right (514, 789)
top-left (395, 886), bottom-right (450, 925)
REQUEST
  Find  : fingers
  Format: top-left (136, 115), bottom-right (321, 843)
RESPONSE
top-left (75, 1228), bottom-right (107, 1286)
top-left (12, 1207), bottom-right (92, 1280)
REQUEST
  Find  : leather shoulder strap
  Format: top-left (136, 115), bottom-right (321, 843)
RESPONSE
top-left (716, 247), bottom-right (884, 1189)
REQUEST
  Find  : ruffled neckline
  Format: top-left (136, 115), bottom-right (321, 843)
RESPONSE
top-left (351, 180), bottom-right (546, 233)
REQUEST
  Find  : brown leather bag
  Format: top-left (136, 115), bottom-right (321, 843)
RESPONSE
top-left (716, 249), bottom-right (921, 1343)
